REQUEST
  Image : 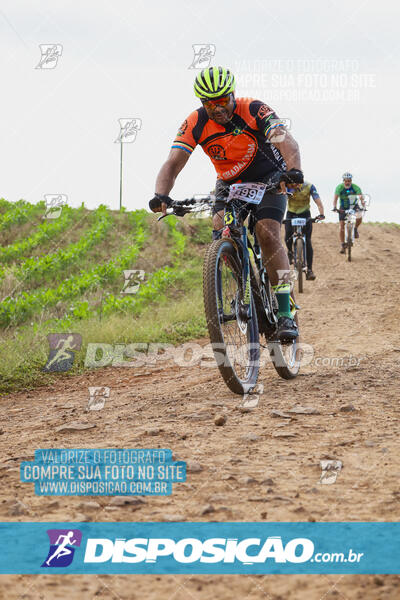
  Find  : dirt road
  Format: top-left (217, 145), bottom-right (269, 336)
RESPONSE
top-left (1, 223), bottom-right (400, 599)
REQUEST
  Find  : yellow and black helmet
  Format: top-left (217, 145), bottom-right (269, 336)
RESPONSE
top-left (194, 66), bottom-right (235, 99)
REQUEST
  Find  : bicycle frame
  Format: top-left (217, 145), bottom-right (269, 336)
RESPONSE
top-left (222, 198), bottom-right (289, 329)
top-left (158, 193), bottom-right (297, 326)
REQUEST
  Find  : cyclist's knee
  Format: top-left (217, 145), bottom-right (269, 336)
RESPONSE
top-left (256, 220), bottom-right (281, 248)
top-left (261, 231), bottom-right (281, 253)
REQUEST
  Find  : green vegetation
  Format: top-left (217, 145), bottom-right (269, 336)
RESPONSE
top-left (0, 199), bottom-right (43, 232)
top-left (0, 205), bottom-right (80, 264)
top-left (0, 210), bottom-right (148, 327)
top-left (0, 202), bottom-right (211, 394)
top-left (0, 205), bottom-right (111, 284)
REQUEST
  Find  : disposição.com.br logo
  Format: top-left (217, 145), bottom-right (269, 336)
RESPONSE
top-left (38, 529), bottom-right (365, 571)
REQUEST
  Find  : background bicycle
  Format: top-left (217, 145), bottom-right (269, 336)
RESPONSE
top-left (283, 216), bottom-right (323, 292)
top-left (333, 207), bottom-right (366, 262)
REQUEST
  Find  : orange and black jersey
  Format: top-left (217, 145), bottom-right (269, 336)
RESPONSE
top-left (172, 97), bottom-right (286, 183)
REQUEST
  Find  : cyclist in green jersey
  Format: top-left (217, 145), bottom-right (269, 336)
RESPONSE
top-left (333, 172), bottom-right (365, 253)
top-left (284, 181), bottom-right (325, 280)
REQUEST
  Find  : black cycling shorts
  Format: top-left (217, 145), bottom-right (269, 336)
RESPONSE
top-left (212, 178), bottom-right (287, 224)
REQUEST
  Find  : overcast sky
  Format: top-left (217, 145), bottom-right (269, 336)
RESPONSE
top-left (0, 0), bottom-right (398, 222)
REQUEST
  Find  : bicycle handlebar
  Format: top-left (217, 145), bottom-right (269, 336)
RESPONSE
top-left (157, 196), bottom-right (213, 221)
top-left (332, 208), bottom-right (367, 213)
top-left (173, 198), bottom-right (199, 206)
top-left (282, 216), bottom-right (324, 225)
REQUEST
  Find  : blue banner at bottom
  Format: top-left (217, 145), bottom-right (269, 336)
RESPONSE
top-left (0, 522), bottom-right (399, 574)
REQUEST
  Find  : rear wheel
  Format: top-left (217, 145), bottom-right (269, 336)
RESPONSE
top-left (203, 239), bottom-right (260, 395)
top-left (265, 281), bottom-right (301, 379)
top-left (294, 237), bottom-right (304, 293)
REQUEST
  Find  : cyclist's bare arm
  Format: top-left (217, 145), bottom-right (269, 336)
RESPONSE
top-left (333, 193), bottom-right (339, 210)
top-left (313, 195), bottom-right (324, 216)
top-left (155, 148), bottom-right (190, 214)
top-left (154, 148), bottom-right (190, 214)
top-left (272, 130), bottom-right (301, 171)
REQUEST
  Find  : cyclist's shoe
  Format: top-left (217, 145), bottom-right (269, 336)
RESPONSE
top-left (277, 316), bottom-right (299, 341)
top-left (340, 244), bottom-right (346, 254)
top-left (354, 227), bottom-right (359, 239)
top-left (306, 269), bottom-right (316, 280)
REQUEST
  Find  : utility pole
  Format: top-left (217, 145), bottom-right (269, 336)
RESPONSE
top-left (115, 118), bottom-right (142, 211)
top-left (119, 142), bottom-right (123, 211)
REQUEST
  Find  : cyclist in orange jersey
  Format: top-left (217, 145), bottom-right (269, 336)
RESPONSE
top-left (149, 67), bottom-right (303, 341)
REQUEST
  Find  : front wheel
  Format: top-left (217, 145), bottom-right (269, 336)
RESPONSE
top-left (203, 239), bottom-right (260, 395)
top-left (294, 237), bottom-right (304, 293)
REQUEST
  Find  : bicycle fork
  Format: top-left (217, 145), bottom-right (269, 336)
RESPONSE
top-left (345, 221), bottom-right (354, 245)
top-left (215, 228), bottom-right (252, 324)
top-left (241, 226), bottom-right (252, 319)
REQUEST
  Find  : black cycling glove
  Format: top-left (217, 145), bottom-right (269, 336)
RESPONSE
top-left (280, 169), bottom-right (304, 185)
top-left (149, 194), bottom-right (172, 213)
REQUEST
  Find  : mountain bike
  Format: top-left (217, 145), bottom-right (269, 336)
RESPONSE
top-left (283, 216), bottom-right (323, 293)
top-left (158, 186), bottom-right (301, 395)
top-left (333, 207), bottom-right (366, 262)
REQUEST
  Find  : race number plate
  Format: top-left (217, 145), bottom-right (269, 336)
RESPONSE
top-left (291, 218), bottom-right (307, 226)
top-left (227, 182), bottom-right (266, 205)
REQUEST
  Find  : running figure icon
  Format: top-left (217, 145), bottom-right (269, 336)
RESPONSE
top-left (41, 528), bottom-right (82, 568)
top-left (45, 531), bottom-right (77, 566)
top-left (42, 333), bottom-right (82, 372)
top-left (45, 335), bottom-right (77, 370)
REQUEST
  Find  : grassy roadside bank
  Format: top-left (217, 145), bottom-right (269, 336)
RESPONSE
top-left (0, 211), bottom-right (211, 395)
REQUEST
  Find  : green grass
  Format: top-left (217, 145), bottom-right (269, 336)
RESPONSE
top-left (0, 256), bottom-right (206, 394)
top-left (0, 205), bottom-right (80, 264)
top-left (0, 209), bottom-right (211, 395)
top-left (364, 222), bottom-right (400, 226)
top-left (0, 210), bottom-right (148, 327)
top-left (1, 205), bottom-right (112, 286)
top-left (0, 200), bottom-right (43, 232)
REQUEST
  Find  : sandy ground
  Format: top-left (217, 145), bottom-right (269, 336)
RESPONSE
top-left (1, 222), bottom-right (400, 599)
